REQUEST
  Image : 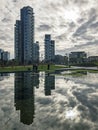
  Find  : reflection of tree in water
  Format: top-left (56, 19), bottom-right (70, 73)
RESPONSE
top-left (44, 73), bottom-right (55, 96)
top-left (14, 72), bottom-right (39, 125)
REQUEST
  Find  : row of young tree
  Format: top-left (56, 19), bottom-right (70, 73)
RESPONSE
top-left (0, 59), bottom-right (17, 67)
top-left (0, 56), bottom-right (98, 67)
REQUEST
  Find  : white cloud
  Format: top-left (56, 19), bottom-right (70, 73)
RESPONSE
top-left (0, 0), bottom-right (98, 58)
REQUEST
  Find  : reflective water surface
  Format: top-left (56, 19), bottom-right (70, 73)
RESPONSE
top-left (0, 72), bottom-right (98, 130)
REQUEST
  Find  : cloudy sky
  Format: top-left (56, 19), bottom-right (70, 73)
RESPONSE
top-left (0, 0), bottom-right (98, 58)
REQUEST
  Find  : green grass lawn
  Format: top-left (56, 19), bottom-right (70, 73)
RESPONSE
top-left (0, 64), bottom-right (67, 73)
top-left (0, 65), bottom-right (98, 73)
top-left (0, 65), bottom-right (32, 72)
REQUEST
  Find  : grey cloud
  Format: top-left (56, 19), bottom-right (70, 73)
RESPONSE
top-left (73, 14), bottom-right (97, 37)
top-left (12, 0), bottom-right (17, 2)
top-left (73, 8), bottom-right (97, 38)
top-left (55, 33), bottom-right (67, 41)
top-left (74, 40), bottom-right (98, 48)
top-left (49, 2), bottom-right (62, 10)
top-left (78, 18), bottom-right (85, 24)
top-left (89, 21), bottom-right (98, 28)
top-left (59, 24), bottom-right (67, 28)
top-left (37, 25), bottom-right (51, 31)
top-left (81, 35), bottom-right (94, 41)
top-left (73, 34), bottom-right (94, 42)
top-left (0, 36), bottom-right (6, 40)
top-left (89, 8), bottom-right (97, 18)
top-left (73, 0), bottom-right (88, 5)
top-left (57, 41), bottom-right (98, 56)
top-left (49, 1), bottom-right (70, 9)
top-left (59, 22), bottom-right (76, 31)
top-left (0, 35), bottom-right (13, 41)
top-left (56, 50), bottom-right (66, 56)
top-left (49, 0), bottom-right (88, 9)
top-left (69, 22), bottom-right (76, 28)
top-left (0, 43), bottom-right (5, 46)
top-left (2, 18), bottom-right (11, 22)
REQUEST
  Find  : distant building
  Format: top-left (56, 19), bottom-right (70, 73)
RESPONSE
top-left (44, 34), bottom-right (55, 63)
top-left (0, 49), bottom-right (10, 61)
top-left (51, 40), bottom-right (55, 62)
top-left (54, 55), bottom-right (68, 65)
top-left (0, 49), bottom-right (3, 60)
top-left (15, 6), bottom-right (34, 64)
top-left (88, 56), bottom-right (98, 62)
top-left (2, 51), bottom-right (10, 61)
top-left (69, 51), bottom-right (87, 64)
top-left (33, 41), bottom-right (39, 63)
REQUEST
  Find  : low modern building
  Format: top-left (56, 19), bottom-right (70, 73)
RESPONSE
top-left (44, 34), bottom-right (55, 63)
top-left (69, 51), bottom-right (87, 64)
top-left (0, 49), bottom-right (10, 61)
top-left (88, 56), bottom-right (98, 62)
top-left (2, 51), bottom-right (10, 61)
top-left (0, 49), bottom-right (3, 60)
top-left (54, 55), bottom-right (68, 65)
top-left (51, 40), bottom-right (55, 62)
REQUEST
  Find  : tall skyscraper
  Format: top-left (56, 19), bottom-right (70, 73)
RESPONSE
top-left (15, 6), bottom-right (34, 64)
top-left (15, 20), bottom-right (22, 64)
top-left (44, 34), bottom-right (55, 63)
top-left (33, 41), bottom-right (39, 63)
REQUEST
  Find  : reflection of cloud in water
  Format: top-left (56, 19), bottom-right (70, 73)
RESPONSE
top-left (53, 73), bottom-right (98, 129)
top-left (0, 72), bottom-right (98, 129)
top-left (65, 108), bottom-right (79, 120)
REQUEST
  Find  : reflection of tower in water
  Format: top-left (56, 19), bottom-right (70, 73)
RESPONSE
top-left (14, 72), bottom-right (37, 125)
top-left (44, 73), bottom-right (55, 96)
top-left (0, 73), bottom-right (10, 81)
top-left (32, 73), bottom-right (39, 88)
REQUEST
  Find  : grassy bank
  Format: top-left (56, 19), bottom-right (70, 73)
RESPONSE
top-left (73, 69), bottom-right (98, 73)
top-left (60, 69), bottom-right (98, 77)
top-left (0, 65), bottom-right (98, 74)
top-left (0, 64), bottom-right (67, 73)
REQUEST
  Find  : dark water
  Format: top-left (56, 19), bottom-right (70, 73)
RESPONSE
top-left (0, 72), bottom-right (98, 130)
